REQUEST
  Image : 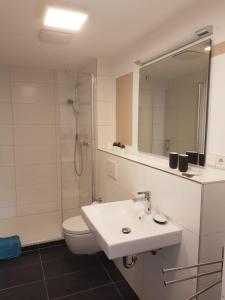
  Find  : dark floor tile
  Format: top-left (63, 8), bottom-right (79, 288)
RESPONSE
top-left (39, 239), bottom-right (65, 249)
top-left (57, 284), bottom-right (122, 300)
top-left (0, 264), bottom-right (43, 290)
top-left (47, 267), bottom-right (111, 299)
top-left (0, 281), bottom-right (48, 300)
top-left (97, 252), bottom-right (124, 282)
top-left (40, 245), bottom-right (73, 262)
top-left (22, 244), bottom-right (39, 252)
top-left (43, 254), bottom-right (100, 279)
top-left (116, 280), bottom-right (139, 300)
top-left (0, 250), bottom-right (40, 271)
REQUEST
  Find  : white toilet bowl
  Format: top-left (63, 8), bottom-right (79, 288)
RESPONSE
top-left (62, 215), bottom-right (100, 255)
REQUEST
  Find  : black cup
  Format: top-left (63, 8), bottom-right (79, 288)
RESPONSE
top-left (199, 153), bottom-right (206, 166)
top-left (186, 151), bottom-right (198, 164)
top-left (178, 154), bottom-right (189, 172)
top-left (169, 152), bottom-right (178, 169)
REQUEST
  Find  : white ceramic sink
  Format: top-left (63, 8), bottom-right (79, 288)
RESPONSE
top-left (81, 200), bottom-right (182, 259)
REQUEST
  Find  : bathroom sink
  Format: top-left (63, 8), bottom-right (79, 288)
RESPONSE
top-left (81, 200), bottom-right (182, 259)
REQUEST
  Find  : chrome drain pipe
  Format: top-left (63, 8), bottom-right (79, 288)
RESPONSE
top-left (123, 255), bottom-right (138, 269)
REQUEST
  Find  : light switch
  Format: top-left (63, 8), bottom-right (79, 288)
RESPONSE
top-left (107, 159), bottom-right (117, 180)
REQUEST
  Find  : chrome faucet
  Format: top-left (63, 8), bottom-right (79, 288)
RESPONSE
top-left (133, 191), bottom-right (151, 214)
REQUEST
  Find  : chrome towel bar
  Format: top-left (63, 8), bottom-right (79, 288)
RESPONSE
top-left (162, 248), bottom-right (224, 300)
top-left (185, 279), bottom-right (221, 300)
top-left (164, 269), bottom-right (222, 286)
top-left (162, 259), bottom-right (223, 273)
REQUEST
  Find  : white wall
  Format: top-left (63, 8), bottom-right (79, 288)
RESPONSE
top-left (96, 59), bottom-right (116, 148)
top-left (111, 0), bottom-right (225, 164)
top-left (97, 150), bottom-right (202, 300)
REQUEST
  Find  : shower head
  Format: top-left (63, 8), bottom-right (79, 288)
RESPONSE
top-left (67, 98), bottom-right (79, 114)
top-left (67, 98), bottom-right (74, 105)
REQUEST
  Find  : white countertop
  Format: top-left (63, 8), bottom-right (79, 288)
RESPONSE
top-left (98, 147), bottom-right (225, 185)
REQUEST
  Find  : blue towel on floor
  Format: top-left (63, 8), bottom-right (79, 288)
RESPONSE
top-left (0, 235), bottom-right (22, 260)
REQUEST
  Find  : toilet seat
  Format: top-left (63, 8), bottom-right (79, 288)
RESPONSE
top-left (63, 216), bottom-right (91, 235)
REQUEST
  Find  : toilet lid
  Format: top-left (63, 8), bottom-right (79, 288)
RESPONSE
top-left (63, 216), bottom-right (91, 234)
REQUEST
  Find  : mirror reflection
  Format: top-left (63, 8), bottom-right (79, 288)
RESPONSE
top-left (138, 40), bottom-right (211, 160)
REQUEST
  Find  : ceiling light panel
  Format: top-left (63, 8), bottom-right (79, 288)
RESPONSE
top-left (44, 7), bottom-right (88, 31)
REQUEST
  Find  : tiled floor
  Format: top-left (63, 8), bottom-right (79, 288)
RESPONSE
top-left (0, 240), bottom-right (139, 300)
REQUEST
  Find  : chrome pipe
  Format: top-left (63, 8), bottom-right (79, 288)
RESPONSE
top-left (162, 259), bottom-right (223, 273)
top-left (123, 255), bottom-right (138, 269)
top-left (184, 279), bottom-right (221, 300)
top-left (164, 269), bottom-right (222, 286)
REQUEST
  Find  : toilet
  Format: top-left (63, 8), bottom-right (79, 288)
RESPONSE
top-left (62, 215), bottom-right (100, 255)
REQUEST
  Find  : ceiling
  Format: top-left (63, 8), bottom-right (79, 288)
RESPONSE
top-left (0, 0), bottom-right (200, 70)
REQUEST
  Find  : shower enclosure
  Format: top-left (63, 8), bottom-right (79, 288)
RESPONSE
top-left (0, 65), bottom-right (96, 246)
top-left (59, 71), bottom-right (96, 221)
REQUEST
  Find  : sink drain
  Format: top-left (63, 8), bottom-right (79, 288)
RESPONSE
top-left (122, 227), bottom-right (131, 234)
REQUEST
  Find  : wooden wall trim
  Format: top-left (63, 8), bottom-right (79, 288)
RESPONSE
top-left (116, 72), bottom-right (133, 146)
top-left (212, 41), bottom-right (225, 57)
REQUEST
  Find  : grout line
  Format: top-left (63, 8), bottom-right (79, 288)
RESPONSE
top-left (42, 265), bottom-right (106, 281)
top-left (52, 282), bottom-right (114, 300)
top-left (0, 279), bottom-right (43, 293)
top-left (96, 254), bottom-right (125, 300)
top-left (39, 248), bottom-right (50, 300)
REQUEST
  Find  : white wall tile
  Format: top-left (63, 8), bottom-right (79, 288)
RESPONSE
top-left (15, 164), bottom-right (57, 186)
top-left (17, 201), bottom-right (58, 216)
top-left (61, 143), bottom-right (74, 162)
top-left (0, 126), bottom-right (13, 145)
top-left (11, 67), bottom-right (54, 83)
top-left (0, 212), bottom-right (62, 245)
top-left (0, 146), bottom-right (14, 166)
top-left (0, 167), bottom-right (15, 186)
top-left (14, 126), bottom-right (56, 145)
top-left (0, 104), bottom-right (12, 124)
top-left (97, 76), bottom-right (115, 102)
top-left (0, 187), bottom-right (16, 207)
top-left (62, 198), bottom-right (79, 210)
top-left (16, 183), bottom-right (58, 205)
top-left (97, 125), bottom-right (115, 148)
top-left (0, 82), bottom-right (11, 102)
top-left (60, 126), bottom-right (75, 143)
top-left (11, 82), bottom-right (55, 104)
top-left (63, 208), bottom-right (81, 220)
top-left (97, 101), bottom-right (114, 125)
top-left (99, 151), bottom-right (201, 234)
top-left (0, 65), bottom-right (10, 81)
top-left (15, 145), bottom-right (57, 165)
top-left (0, 207), bottom-right (16, 219)
top-left (60, 104), bottom-right (76, 125)
top-left (13, 104), bottom-right (55, 125)
top-left (201, 183), bottom-right (225, 236)
top-left (62, 179), bottom-right (79, 200)
top-left (61, 162), bottom-right (77, 181)
top-left (97, 59), bottom-right (114, 76)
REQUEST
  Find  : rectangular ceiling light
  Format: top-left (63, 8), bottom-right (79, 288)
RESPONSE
top-left (44, 7), bottom-right (88, 31)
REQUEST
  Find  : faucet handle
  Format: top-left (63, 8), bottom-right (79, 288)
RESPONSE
top-left (137, 191), bottom-right (151, 200)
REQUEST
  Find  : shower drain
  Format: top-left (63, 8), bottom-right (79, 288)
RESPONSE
top-left (122, 227), bottom-right (131, 234)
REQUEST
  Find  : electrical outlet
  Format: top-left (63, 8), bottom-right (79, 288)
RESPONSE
top-left (216, 155), bottom-right (225, 169)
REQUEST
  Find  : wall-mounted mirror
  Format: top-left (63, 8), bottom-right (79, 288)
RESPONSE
top-left (138, 40), bottom-right (211, 161)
